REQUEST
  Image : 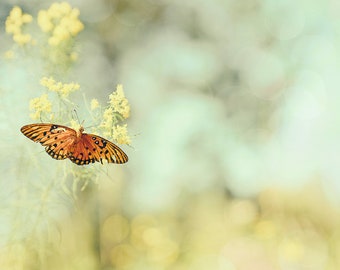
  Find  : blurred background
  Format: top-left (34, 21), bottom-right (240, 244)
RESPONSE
top-left (1, 0), bottom-right (340, 269)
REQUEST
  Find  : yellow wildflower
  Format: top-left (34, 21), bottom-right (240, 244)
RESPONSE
top-left (90, 99), bottom-right (99, 110)
top-left (49, 2), bottom-right (72, 17)
top-left (37, 2), bottom-right (84, 46)
top-left (60, 82), bottom-right (80, 97)
top-left (112, 124), bottom-right (131, 145)
top-left (37, 10), bottom-right (53, 32)
top-left (99, 107), bottom-right (114, 137)
top-left (29, 94), bottom-right (52, 120)
top-left (95, 84), bottom-right (131, 143)
top-left (69, 119), bottom-right (81, 131)
top-left (109, 84), bottom-right (130, 119)
top-left (40, 76), bottom-right (56, 88)
top-left (5, 6), bottom-right (33, 46)
top-left (13, 33), bottom-right (32, 45)
top-left (40, 76), bottom-right (80, 98)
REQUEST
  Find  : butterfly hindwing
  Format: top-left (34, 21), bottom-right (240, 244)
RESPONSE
top-left (68, 138), bottom-right (97, 165)
top-left (45, 146), bottom-right (68, 160)
top-left (69, 133), bottom-right (128, 165)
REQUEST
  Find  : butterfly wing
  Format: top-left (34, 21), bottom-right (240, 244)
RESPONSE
top-left (69, 133), bottom-right (128, 165)
top-left (20, 123), bottom-right (77, 160)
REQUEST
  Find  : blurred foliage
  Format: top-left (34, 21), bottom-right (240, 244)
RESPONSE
top-left (1, 0), bottom-right (340, 269)
top-left (3, 183), bottom-right (338, 269)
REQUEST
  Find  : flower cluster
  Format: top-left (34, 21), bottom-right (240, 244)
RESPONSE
top-left (29, 94), bottom-right (52, 120)
top-left (90, 99), bottom-right (99, 110)
top-left (98, 84), bottom-right (131, 145)
top-left (109, 84), bottom-right (130, 119)
top-left (99, 107), bottom-right (114, 138)
top-left (5, 3), bottom-right (84, 67)
top-left (28, 77), bottom-right (82, 121)
top-left (69, 119), bottom-right (81, 132)
top-left (37, 2), bottom-right (84, 46)
top-left (5, 6), bottom-right (33, 45)
top-left (112, 124), bottom-right (131, 145)
top-left (40, 76), bottom-right (80, 98)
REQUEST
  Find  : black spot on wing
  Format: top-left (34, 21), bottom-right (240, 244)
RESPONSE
top-left (50, 125), bottom-right (58, 131)
top-left (98, 139), bottom-right (107, 149)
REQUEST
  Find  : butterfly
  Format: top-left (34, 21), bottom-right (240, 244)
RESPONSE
top-left (20, 123), bottom-right (128, 165)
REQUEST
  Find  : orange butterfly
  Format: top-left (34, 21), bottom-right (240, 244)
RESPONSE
top-left (21, 123), bottom-right (128, 165)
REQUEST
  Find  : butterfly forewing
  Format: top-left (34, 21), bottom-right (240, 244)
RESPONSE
top-left (21, 124), bottom-right (78, 161)
top-left (21, 123), bottom-right (128, 165)
top-left (21, 124), bottom-right (76, 143)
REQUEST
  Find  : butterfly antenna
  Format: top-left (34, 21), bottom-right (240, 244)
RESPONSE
top-left (72, 109), bottom-right (82, 125)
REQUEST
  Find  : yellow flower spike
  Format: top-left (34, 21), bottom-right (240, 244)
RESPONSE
top-left (37, 10), bottom-right (53, 32)
top-left (40, 76), bottom-right (56, 89)
top-left (13, 33), bottom-right (32, 45)
top-left (69, 8), bottom-right (80, 19)
top-left (22, 14), bottom-right (33, 23)
top-left (48, 3), bottom-right (62, 18)
top-left (55, 82), bottom-right (63, 91)
top-left (112, 124), bottom-right (131, 145)
top-left (101, 107), bottom-right (114, 126)
top-left (5, 24), bottom-right (17, 35)
top-left (53, 24), bottom-right (70, 40)
top-left (60, 82), bottom-right (79, 97)
top-left (99, 107), bottom-right (114, 137)
top-left (60, 2), bottom-right (72, 14)
top-left (69, 119), bottom-right (81, 131)
top-left (39, 2), bottom-right (83, 48)
top-left (40, 76), bottom-right (80, 98)
top-left (109, 84), bottom-right (130, 119)
top-left (69, 20), bottom-right (84, 36)
top-left (5, 6), bottom-right (33, 45)
top-left (9, 6), bottom-right (22, 20)
top-left (90, 99), bottom-right (99, 110)
top-left (59, 17), bottom-right (70, 27)
top-left (29, 94), bottom-right (52, 120)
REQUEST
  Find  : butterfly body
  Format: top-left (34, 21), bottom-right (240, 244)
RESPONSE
top-left (21, 123), bottom-right (128, 165)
